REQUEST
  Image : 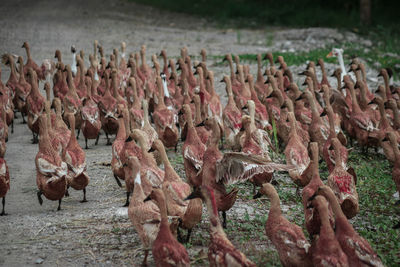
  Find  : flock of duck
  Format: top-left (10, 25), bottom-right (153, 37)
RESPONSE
top-left (0, 41), bottom-right (399, 266)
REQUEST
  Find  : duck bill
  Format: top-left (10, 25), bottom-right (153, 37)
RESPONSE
top-left (143, 195), bottom-right (152, 202)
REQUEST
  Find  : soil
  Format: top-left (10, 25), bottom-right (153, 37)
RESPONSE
top-left (0, 0), bottom-right (382, 266)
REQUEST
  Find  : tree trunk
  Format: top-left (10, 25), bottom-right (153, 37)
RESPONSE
top-left (360, 0), bottom-right (371, 25)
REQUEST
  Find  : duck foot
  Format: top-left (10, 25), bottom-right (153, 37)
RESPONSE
top-left (21, 113), bottom-right (26, 124)
top-left (32, 132), bottom-right (38, 144)
top-left (80, 188), bottom-right (88, 203)
top-left (114, 175), bottom-right (122, 187)
top-left (37, 191), bottom-right (43, 205)
top-left (95, 134), bottom-right (100, 145)
top-left (222, 211), bottom-right (227, 229)
top-left (123, 192), bottom-right (131, 207)
top-left (142, 250), bottom-right (149, 267)
top-left (185, 228), bottom-right (192, 243)
top-left (106, 133), bottom-right (111, 145)
top-left (76, 129), bottom-right (80, 139)
top-left (0, 197), bottom-right (6, 216)
top-left (11, 121), bottom-right (14, 134)
top-left (85, 138), bottom-right (89, 149)
top-left (65, 186), bottom-right (70, 197)
top-left (57, 199), bottom-right (62, 211)
top-left (393, 222), bottom-right (400, 229)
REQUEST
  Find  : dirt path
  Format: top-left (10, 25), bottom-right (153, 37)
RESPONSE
top-left (0, 0), bottom-right (381, 266)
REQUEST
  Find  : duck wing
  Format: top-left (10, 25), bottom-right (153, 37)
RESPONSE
top-left (215, 152), bottom-right (294, 185)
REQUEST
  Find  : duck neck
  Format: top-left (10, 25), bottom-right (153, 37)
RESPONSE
top-left (228, 58), bottom-right (235, 81)
top-left (322, 189), bottom-right (346, 221)
top-left (18, 60), bottom-right (25, 82)
top-left (248, 104), bottom-right (256, 131)
top-left (25, 45), bottom-right (31, 61)
top-left (9, 57), bottom-right (17, 80)
top-left (225, 80), bottom-right (235, 106)
top-left (308, 95), bottom-right (320, 122)
top-left (157, 194), bottom-right (170, 228)
top-left (333, 144), bottom-right (342, 168)
top-left (320, 62), bottom-right (327, 81)
top-left (116, 117), bottom-right (126, 140)
top-left (257, 57), bottom-right (263, 82)
top-left (327, 109), bottom-right (336, 136)
top-left (337, 52), bottom-right (347, 77)
top-left (336, 74), bottom-right (342, 91)
top-left (158, 146), bottom-right (176, 181)
top-left (143, 102), bottom-right (150, 126)
top-left (68, 115), bottom-right (77, 145)
top-left (383, 72), bottom-right (390, 97)
top-left (317, 201), bottom-right (333, 235)
top-left (349, 84), bottom-right (361, 113)
top-left (267, 189), bottom-right (282, 216)
top-left (377, 101), bottom-right (389, 128)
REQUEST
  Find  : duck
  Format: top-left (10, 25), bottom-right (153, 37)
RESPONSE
top-left (240, 115), bottom-right (274, 193)
top-left (302, 142), bottom-right (334, 237)
top-left (192, 94), bottom-right (211, 145)
top-left (186, 185), bottom-right (257, 267)
top-left (15, 56), bottom-right (31, 123)
top-left (63, 113), bottom-right (90, 203)
top-left (0, 157), bottom-right (10, 216)
top-left (246, 74), bottom-right (270, 130)
top-left (327, 138), bottom-right (359, 219)
top-left (153, 139), bottom-right (203, 243)
top-left (284, 112), bottom-right (311, 186)
top-left (62, 65), bottom-right (83, 139)
top-left (322, 105), bottom-right (349, 173)
top-left (316, 58), bottom-right (331, 87)
top-left (81, 69), bottom-right (101, 149)
top-left (128, 162), bottom-right (161, 266)
top-left (130, 129), bottom-right (164, 196)
top-left (0, 110), bottom-right (8, 154)
top-left (254, 183), bottom-right (312, 267)
top-left (22, 42), bottom-right (44, 80)
top-left (327, 48), bottom-right (347, 81)
top-left (75, 58), bottom-right (87, 100)
top-left (297, 90), bottom-right (329, 155)
top-left (152, 76), bottom-right (179, 150)
top-left (111, 108), bottom-right (130, 192)
top-left (311, 186), bottom-right (384, 266)
top-left (144, 189), bottom-right (191, 267)
top-left (309, 195), bottom-right (349, 267)
top-left (223, 54), bottom-right (240, 88)
top-left (141, 99), bottom-right (158, 149)
top-left (383, 132), bottom-right (400, 205)
top-left (98, 72), bottom-right (118, 145)
top-left (205, 71), bottom-right (222, 122)
top-left (345, 76), bottom-right (378, 152)
top-left (221, 75), bottom-right (242, 149)
top-left (385, 99), bottom-right (400, 131)
top-left (51, 98), bottom-right (71, 152)
top-left (182, 104), bottom-right (206, 188)
top-left (200, 117), bottom-right (292, 228)
top-left (44, 100), bottom-right (63, 156)
top-left (26, 68), bottom-right (45, 144)
top-left (52, 62), bottom-right (69, 100)
top-left (127, 77), bottom-right (144, 129)
top-left (35, 114), bottom-right (68, 211)
top-left (254, 54), bottom-right (269, 100)
top-left (279, 98), bottom-right (310, 146)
